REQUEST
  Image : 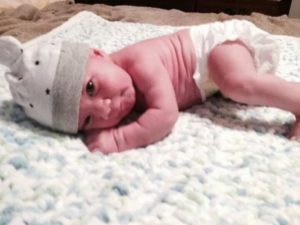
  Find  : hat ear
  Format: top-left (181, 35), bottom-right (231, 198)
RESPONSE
top-left (0, 36), bottom-right (23, 69)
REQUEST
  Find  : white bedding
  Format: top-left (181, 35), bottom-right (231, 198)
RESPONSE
top-left (1, 11), bottom-right (300, 225)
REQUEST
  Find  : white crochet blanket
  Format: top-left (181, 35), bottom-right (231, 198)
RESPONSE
top-left (1, 11), bottom-right (300, 225)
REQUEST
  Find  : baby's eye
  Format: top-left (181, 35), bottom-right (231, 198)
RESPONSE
top-left (86, 80), bottom-right (94, 95)
top-left (84, 115), bottom-right (91, 128)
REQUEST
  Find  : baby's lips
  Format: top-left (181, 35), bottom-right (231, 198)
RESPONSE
top-left (101, 99), bottom-right (112, 120)
top-left (101, 110), bottom-right (110, 120)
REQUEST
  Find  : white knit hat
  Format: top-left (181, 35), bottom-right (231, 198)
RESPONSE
top-left (0, 36), bottom-right (90, 133)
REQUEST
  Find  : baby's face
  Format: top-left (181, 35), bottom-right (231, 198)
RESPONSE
top-left (78, 49), bottom-right (136, 131)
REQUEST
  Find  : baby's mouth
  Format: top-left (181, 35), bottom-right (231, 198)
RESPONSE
top-left (101, 99), bottom-right (112, 120)
top-left (111, 93), bottom-right (132, 119)
top-left (103, 98), bottom-right (121, 120)
top-left (103, 88), bottom-right (134, 120)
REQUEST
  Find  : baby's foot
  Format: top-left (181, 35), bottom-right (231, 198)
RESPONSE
top-left (289, 116), bottom-right (300, 141)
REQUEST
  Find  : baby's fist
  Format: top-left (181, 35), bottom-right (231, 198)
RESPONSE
top-left (84, 129), bottom-right (119, 154)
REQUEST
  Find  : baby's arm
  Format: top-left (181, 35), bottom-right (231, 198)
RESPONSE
top-left (85, 60), bottom-right (179, 153)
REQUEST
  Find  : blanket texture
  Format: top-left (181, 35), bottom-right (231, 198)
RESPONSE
top-left (0, 11), bottom-right (300, 225)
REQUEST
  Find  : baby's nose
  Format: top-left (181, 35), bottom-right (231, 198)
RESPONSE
top-left (96, 98), bottom-right (112, 119)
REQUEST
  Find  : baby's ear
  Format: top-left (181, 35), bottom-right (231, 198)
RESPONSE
top-left (92, 48), bottom-right (109, 59)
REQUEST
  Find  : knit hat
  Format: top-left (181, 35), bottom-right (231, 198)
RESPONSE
top-left (0, 36), bottom-right (90, 133)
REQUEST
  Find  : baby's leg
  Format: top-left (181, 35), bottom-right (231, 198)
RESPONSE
top-left (207, 41), bottom-right (300, 138)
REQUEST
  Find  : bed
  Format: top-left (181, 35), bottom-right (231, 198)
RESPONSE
top-left (0, 1), bottom-right (300, 224)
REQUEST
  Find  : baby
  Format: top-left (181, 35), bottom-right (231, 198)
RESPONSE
top-left (1, 19), bottom-right (300, 154)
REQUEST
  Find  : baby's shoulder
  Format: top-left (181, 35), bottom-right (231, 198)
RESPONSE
top-left (117, 42), bottom-right (161, 67)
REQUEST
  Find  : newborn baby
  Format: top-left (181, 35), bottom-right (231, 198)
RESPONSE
top-left (1, 20), bottom-right (300, 154)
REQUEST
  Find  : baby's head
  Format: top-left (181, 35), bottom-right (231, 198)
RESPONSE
top-left (0, 36), bottom-right (135, 133)
top-left (78, 48), bottom-right (136, 131)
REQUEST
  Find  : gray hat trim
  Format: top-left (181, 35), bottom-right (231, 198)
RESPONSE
top-left (52, 42), bottom-right (90, 133)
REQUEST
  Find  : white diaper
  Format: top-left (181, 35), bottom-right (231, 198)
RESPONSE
top-left (189, 19), bottom-right (280, 100)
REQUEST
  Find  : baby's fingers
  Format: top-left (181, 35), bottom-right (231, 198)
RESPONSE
top-left (289, 117), bottom-right (300, 140)
top-left (83, 133), bottom-right (100, 152)
top-left (83, 130), bottom-right (119, 154)
top-left (87, 143), bottom-right (101, 153)
top-left (84, 135), bottom-right (112, 154)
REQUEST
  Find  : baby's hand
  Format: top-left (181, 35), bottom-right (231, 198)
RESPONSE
top-left (289, 117), bottom-right (300, 141)
top-left (84, 129), bottom-right (119, 154)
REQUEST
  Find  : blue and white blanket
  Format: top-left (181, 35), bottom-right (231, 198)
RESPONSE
top-left (0, 11), bottom-right (300, 225)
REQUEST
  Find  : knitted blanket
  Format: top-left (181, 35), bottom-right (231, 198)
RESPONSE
top-left (1, 11), bottom-right (300, 225)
